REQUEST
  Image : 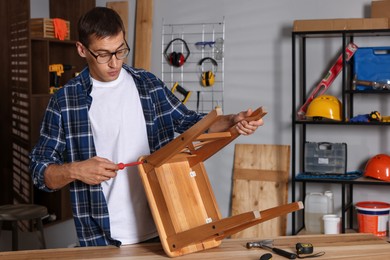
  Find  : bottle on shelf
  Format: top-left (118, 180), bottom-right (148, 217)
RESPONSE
top-left (304, 192), bottom-right (334, 233)
top-left (324, 190), bottom-right (334, 214)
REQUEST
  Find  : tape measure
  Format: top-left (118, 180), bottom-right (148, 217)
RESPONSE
top-left (296, 243), bottom-right (313, 255)
top-left (295, 243), bottom-right (325, 258)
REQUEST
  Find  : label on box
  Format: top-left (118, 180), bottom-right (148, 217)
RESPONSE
top-left (318, 158), bottom-right (329, 165)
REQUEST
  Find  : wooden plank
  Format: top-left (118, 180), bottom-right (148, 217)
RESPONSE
top-left (187, 107), bottom-right (267, 167)
top-left (231, 144), bottom-right (291, 239)
top-left (141, 108), bottom-right (221, 173)
top-left (106, 1), bottom-right (129, 35)
top-left (217, 202), bottom-right (303, 240)
top-left (134, 0), bottom-right (153, 70)
top-left (106, 2), bottom-right (129, 64)
top-left (2, 234), bottom-right (389, 259)
top-left (233, 169), bottom-right (289, 182)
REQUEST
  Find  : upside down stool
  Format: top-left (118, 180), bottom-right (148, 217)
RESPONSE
top-left (137, 106), bottom-right (303, 257)
top-left (0, 204), bottom-right (47, 251)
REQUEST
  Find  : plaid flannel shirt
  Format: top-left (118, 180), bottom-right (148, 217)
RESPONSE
top-left (29, 64), bottom-right (205, 246)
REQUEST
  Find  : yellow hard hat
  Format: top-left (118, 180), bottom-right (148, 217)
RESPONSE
top-left (306, 95), bottom-right (342, 121)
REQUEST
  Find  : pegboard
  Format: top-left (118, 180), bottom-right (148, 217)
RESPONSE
top-left (161, 19), bottom-right (225, 113)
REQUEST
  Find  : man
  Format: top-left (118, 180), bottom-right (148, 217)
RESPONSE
top-left (30, 7), bottom-right (263, 247)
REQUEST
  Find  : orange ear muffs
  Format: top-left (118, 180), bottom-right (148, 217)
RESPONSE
top-left (198, 57), bottom-right (218, 87)
top-left (164, 38), bottom-right (190, 67)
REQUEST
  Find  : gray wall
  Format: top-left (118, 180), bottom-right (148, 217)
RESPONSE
top-left (4, 0), bottom-right (388, 251)
top-left (150, 0), bottom-right (388, 226)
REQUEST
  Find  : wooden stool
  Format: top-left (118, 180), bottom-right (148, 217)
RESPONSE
top-left (0, 204), bottom-right (47, 251)
top-left (137, 107), bottom-right (303, 257)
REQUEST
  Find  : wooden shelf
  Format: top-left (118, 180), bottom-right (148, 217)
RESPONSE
top-left (6, 0), bottom-right (95, 230)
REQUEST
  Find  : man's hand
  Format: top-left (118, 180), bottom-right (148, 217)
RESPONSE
top-left (71, 156), bottom-right (118, 185)
top-left (232, 108), bottom-right (264, 135)
top-left (44, 156), bottom-right (119, 189)
top-left (208, 108), bottom-right (264, 134)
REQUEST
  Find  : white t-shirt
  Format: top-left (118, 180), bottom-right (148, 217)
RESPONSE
top-left (89, 68), bottom-right (158, 244)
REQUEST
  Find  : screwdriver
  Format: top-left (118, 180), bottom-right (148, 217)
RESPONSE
top-left (117, 161), bottom-right (143, 170)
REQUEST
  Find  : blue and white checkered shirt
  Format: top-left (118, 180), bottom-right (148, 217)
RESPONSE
top-left (29, 64), bottom-right (205, 247)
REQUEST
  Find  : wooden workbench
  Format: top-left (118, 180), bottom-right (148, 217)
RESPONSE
top-left (1, 233), bottom-right (389, 259)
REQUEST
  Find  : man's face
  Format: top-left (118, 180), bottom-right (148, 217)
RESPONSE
top-left (76, 33), bottom-right (127, 82)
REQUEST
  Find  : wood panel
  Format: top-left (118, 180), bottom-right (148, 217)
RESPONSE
top-left (106, 1), bottom-right (129, 35)
top-left (231, 144), bottom-right (291, 238)
top-left (134, 0), bottom-right (153, 70)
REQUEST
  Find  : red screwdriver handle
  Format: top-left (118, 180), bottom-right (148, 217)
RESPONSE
top-left (117, 161), bottom-right (143, 170)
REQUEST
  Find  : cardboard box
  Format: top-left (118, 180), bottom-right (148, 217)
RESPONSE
top-left (293, 18), bottom-right (390, 32)
top-left (30, 18), bottom-right (70, 40)
top-left (371, 0), bottom-right (390, 18)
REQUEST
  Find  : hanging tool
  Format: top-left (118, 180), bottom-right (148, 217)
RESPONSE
top-left (49, 64), bottom-right (75, 94)
top-left (117, 161), bottom-right (144, 170)
top-left (246, 240), bottom-right (297, 259)
top-left (297, 43), bottom-right (358, 119)
top-left (196, 91), bottom-right (201, 113)
top-left (171, 82), bottom-right (191, 104)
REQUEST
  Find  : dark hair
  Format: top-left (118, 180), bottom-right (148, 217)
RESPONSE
top-left (78, 7), bottom-right (125, 47)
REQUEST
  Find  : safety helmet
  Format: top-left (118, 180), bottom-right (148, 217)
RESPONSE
top-left (364, 154), bottom-right (390, 182)
top-left (306, 95), bottom-right (342, 121)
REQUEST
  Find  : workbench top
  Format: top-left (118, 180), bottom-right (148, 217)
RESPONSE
top-left (1, 233), bottom-right (389, 259)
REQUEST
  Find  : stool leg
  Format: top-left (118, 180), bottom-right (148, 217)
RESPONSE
top-left (11, 221), bottom-right (18, 251)
top-left (35, 218), bottom-right (46, 249)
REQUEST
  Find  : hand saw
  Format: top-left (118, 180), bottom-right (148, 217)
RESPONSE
top-left (297, 42), bottom-right (358, 119)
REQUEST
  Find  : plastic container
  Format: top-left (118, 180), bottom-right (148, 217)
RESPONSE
top-left (356, 201), bottom-right (390, 237)
top-left (324, 190), bottom-right (334, 214)
top-left (305, 192), bottom-right (332, 233)
top-left (323, 214), bottom-right (341, 234)
top-left (304, 142), bottom-right (347, 174)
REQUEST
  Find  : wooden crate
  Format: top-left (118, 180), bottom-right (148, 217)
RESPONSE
top-left (30, 18), bottom-right (70, 40)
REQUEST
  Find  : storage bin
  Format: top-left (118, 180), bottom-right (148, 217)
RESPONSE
top-left (30, 18), bottom-right (70, 40)
top-left (304, 142), bottom-right (347, 174)
top-left (353, 47), bottom-right (390, 89)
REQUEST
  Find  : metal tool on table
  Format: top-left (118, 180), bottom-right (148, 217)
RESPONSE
top-left (246, 239), bottom-right (297, 259)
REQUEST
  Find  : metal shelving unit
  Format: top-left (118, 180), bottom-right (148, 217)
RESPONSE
top-left (291, 28), bottom-right (390, 235)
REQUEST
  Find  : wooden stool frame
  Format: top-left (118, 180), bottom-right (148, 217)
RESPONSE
top-left (137, 107), bottom-right (303, 257)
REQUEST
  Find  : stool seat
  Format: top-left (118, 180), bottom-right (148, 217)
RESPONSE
top-left (0, 204), bottom-right (47, 251)
top-left (0, 204), bottom-right (47, 221)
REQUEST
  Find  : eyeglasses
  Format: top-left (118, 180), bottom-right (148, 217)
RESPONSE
top-left (86, 40), bottom-right (130, 64)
